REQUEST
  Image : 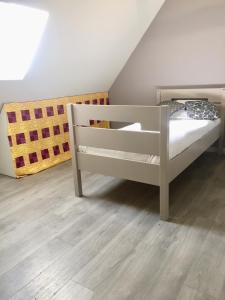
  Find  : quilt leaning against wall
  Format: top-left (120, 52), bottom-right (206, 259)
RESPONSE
top-left (4, 92), bottom-right (110, 177)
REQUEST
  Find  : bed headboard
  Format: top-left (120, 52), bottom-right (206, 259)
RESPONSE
top-left (157, 87), bottom-right (225, 149)
top-left (157, 87), bottom-right (225, 105)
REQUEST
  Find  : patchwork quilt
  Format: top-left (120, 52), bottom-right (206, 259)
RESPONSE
top-left (4, 92), bottom-right (109, 177)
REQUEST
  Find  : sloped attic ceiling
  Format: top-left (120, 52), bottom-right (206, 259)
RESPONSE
top-left (0, 0), bottom-right (165, 103)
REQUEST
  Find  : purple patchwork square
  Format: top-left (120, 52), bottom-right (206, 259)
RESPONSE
top-left (34, 108), bottom-right (43, 119)
top-left (42, 128), bottom-right (50, 139)
top-left (63, 123), bottom-right (69, 133)
top-left (7, 112), bottom-right (17, 123)
top-left (8, 136), bottom-right (13, 147)
top-left (15, 156), bottom-right (25, 168)
top-left (16, 133), bottom-right (26, 145)
top-left (53, 125), bottom-right (60, 135)
top-left (63, 142), bottom-right (70, 152)
top-left (29, 152), bottom-right (38, 164)
top-left (85, 100), bottom-right (90, 105)
top-left (57, 105), bottom-right (64, 115)
top-left (46, 106), bottom-right (54, 117)
top-left (53, 145), bottom-right (60, 156)
top-left (100, 98), bottom-right (105, 105)
top-left (92, 99), bottom-right (98, 105)
top-left (21, 110), bottom-right (31, 121)
top-left (30, 130), bottom-right (38, 142)
top-left (41, 149), bottom-right (50, 160)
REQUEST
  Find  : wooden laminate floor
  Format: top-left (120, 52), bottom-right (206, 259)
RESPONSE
top-left (0, 153), bottom-right (225, 300)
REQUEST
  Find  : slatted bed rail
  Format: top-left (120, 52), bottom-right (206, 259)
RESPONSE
top-left (67, 103), bottom-right (170, 220)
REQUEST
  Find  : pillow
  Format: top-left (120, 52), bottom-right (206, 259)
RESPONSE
top-left (170, 110), bottom-right (192, 120)
top-left (185, 101), bottom-right (220, 120)
top-left (159, 100), bottom-right (185, 116)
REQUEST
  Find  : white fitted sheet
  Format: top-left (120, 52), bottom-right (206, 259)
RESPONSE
top-left (79, 119), bottom-right (221, 164)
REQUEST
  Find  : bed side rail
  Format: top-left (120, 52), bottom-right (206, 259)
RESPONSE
top-left (67, 103), bottom-right (169, 155)
top-left (67, 104), bottom-right (168, 156)
top-left (69, 104), bottom-right (161, 131)
top-left (67, 104), bottom-right (169, 195)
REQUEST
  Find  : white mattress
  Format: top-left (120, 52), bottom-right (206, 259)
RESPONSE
top-left (79, 119), bottom-right (221, 164)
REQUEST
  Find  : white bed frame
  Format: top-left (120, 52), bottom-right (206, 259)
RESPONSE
top-left (67, 88), bottom-right (225, 221)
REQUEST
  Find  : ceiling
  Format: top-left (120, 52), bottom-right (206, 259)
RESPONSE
top-left (0, 0), bottom-right (165, 102)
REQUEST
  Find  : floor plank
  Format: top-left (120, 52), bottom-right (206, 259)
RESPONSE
top-left (0, 238), bottom-right (73, 299)
top-left (52, 281), bottom-right (93, 300)
top-left (176, 285), bottom-right (216, 300)
top-left (0, 153), bottom-right (224, 300)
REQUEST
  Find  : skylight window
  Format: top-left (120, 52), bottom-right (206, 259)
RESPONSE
top-left (0, 2), bottom-right (49, 80)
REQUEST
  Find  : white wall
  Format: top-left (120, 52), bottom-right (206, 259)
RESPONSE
top-left (0, 0), bottom-right (165, 103)
top-left (110, 0), bottom-right (225, 105)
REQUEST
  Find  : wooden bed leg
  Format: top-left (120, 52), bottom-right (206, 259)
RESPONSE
top-left (217, 103), bottom-right (225, 155)
top-left (160, 105), bottom-right (170, 221)
top-left (160, 183), bottom-right (169, 221)
top-left (67, 103), bottom-right (83, 198)
top-left (74, 169), bottom-right (83, 197)
top-left (218, 116), bottom-right (224, 155)
top-left (218, 138), bottom-right (224, 156)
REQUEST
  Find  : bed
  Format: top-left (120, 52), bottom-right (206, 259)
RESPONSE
top-left (67, 88), bottom-right (225, 221)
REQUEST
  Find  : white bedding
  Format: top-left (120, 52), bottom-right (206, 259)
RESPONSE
top-left (79, 119), bottom-right (221, 164)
